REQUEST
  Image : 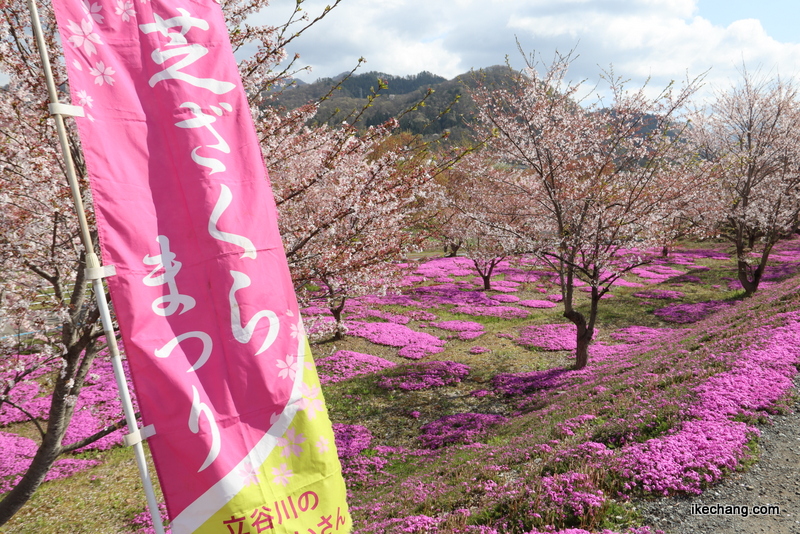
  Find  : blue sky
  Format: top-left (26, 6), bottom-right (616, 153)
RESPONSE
top-left (256, 0), bottom-right (800, 103)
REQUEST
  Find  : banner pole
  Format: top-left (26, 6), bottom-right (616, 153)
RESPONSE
top-left (26, 2), bottom-right (166, 532)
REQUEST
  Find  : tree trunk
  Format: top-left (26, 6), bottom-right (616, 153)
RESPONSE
top-left (329, 298), bottom-right (346, 341)
top-left (736, 259), bottom-right (763, 297)
top-left (661, 245), bottom-right (669, 258)
top-left (564, 308), bottom-right (592, 370)
top-left (481, 274), bottom-right (492, 290)
top-left (443, 241), bottom-right (461, 258)
top-left (575, 330), bottom-right (591, 370)
top-left (0, 367), bottom-right (74, 525)
top-left (0, 439), bottom-right (62, 524)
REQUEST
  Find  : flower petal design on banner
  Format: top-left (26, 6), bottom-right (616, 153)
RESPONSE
top-left (66, 18), bottom-right (102, 55)
top-left (89, 61), bottom-right (115, 86)
top-left (115, 0), bottom-right (135, 21)
top-left (81, 0), bottom-right (104, 23)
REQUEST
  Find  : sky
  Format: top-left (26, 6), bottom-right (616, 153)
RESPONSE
top-left (254, 0), bottom-right (800, 103)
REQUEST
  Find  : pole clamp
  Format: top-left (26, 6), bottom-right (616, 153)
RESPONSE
top-left (85, 264), bottom-right (117, 280)
top-left (123, 424), bottom-right (157, 447)
top-left (48, 102), bottom-right (85, 118)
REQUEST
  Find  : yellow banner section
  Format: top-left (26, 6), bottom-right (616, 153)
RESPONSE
top-left (197, 342), bottom-right (350, 534)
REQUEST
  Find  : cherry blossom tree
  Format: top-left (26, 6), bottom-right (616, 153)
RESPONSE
top-left (0, 0), bottom-right (340, 523)
top-left (262, 109), bottom-right (444, 338)
top-left (470, 52), bottom-right (702, 369)
top-left (691, 70), bottom-right (800, 296)
top-left (435, 157), bottom-right (528, 289)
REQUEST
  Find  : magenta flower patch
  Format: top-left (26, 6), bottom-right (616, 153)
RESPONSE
top-left (491, 294), bottom-right (520, 303)
top-left (418, 412), bottom-right (507, 449)
top-left (315, 350), bottom-right (397, 385)
top-left (450, 305), bottom-right (529, 319)
top-left (515, 323), bottom-right (584, 351)
top-left (431, 320), bottom-right (485, 340)
top-left (333, 423), bottom-right (373, 459)
top-left (0, 432), bottom-right (100, 493)
top-left (610, 326), bottom-right (676, 345)
top-left (492, 367), bottom-right (569, 395)
top-left (519, 299), bottom-right (558, 308)
top-left (654, 301), bottom-right (735, 324)
top-left (632, 290), bottom-right (685, 299)
top-left (377, 361), bottom-right (470, 391)
top-left (348, 321), bottom-right (445, 359)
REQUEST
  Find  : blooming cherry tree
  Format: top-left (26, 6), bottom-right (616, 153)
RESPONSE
top-left (470, 51), bottom-right (701, 369)
top-left (691, 70), bottom-right (800, 296)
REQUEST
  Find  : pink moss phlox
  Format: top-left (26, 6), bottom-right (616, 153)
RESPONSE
top-left (377, 361), bottom-right (470, 391)
top-left (515, 323), bottom-right (589, 351)
top-left (617, 419), bottom-right (757, 495)
top-left (491, 294), bottom-right (521, 303)
top-left (315, 350), bottom-right (396, 385)
top-left (347, 321), bottom-right (445, 359)
top-left (418, 412), bottom-right (507, 449)
top-left (555, 414), bottom-right (597, 437)
top-left (411, 285), bottom-right (499, 308)
top-left (333, 423), bottom-right (373, 458)
top-left (654, 301), bottom-right (735, 324)
top-left (540, 471), bottom-right (607, 519)
top-left (547, 294), bottom-right (563, 302)
top-left (610, 326), bottom-right (676, 345)
top-left (0, 432), bottom-right (101, 493)
top-left (554, 441), bottom-right (614, 468)
top-left (450, 305), bottom-right (529, 319)
top-left (610, 278), bottom-right (645, 288)
top-left (518, 299), bottom-right (557, 309)
top-left (130, 503), bottom-right (171, 534)
top-left (347, 308), bottom-right (411, 324)
top-left (492, 368), bottom-right (569, 395)
top-left (469, 346), bottom-right (490, 354)
top-left (632, 290), bottom-right (684, 299)
top-left (414, 257), bottom-right (476, 279)
top-left (432, 320), bottom-right (484, 333)
top-left (404, 310), bottom-right (439, 322)
top-left (300, 305), bottom-right (331, 316)
top-left (432, 320), bottom-right (485, 340)
top-left (362, 294), bottom-right (425, 307)
top-left (690, 315), bottom-right (800, 421)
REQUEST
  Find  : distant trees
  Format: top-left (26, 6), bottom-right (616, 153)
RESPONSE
top-left (262, 108), bottom-right (441, 338)
top-left (691, 70), bottom-right (800, 296)
top-left (434, 157), bottom-right (528, 290)
top-left (468, 52), bottom-right (702, 369)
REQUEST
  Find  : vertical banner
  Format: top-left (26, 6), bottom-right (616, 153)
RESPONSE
top-left (50, 1), bottom-right (350, 532)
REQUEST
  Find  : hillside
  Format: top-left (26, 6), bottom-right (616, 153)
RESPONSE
top-left (266, 65), bottom-right (518, 142)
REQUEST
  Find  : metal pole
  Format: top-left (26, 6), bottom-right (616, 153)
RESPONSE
top-left (26, 2), bottom-right (166, 532)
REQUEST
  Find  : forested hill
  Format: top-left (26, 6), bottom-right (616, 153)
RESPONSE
top-left (266, 66), bottom-right (517, 142)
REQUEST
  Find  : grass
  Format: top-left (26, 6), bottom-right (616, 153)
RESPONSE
top-left (2, 238), bottom-right (800, 533)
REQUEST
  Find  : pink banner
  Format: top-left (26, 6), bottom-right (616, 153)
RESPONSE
top-left (50, 1), bottom-right (349, 532)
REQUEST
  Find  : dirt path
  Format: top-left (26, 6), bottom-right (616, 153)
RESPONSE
top-left (638, 376), bottom-right (800, 534)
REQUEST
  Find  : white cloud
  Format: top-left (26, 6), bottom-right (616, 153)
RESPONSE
top-left (255, 0), bottom-right (800, 103)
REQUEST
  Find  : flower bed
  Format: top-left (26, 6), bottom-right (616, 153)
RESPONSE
top-left (418, 412), bottom-right (508, 449)
top-left (377, 361), bottom-right (470, 391)
top-left (348, 321), bottom-right (445, 359)
top-left (315, 350), bottom-right (397, 384)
